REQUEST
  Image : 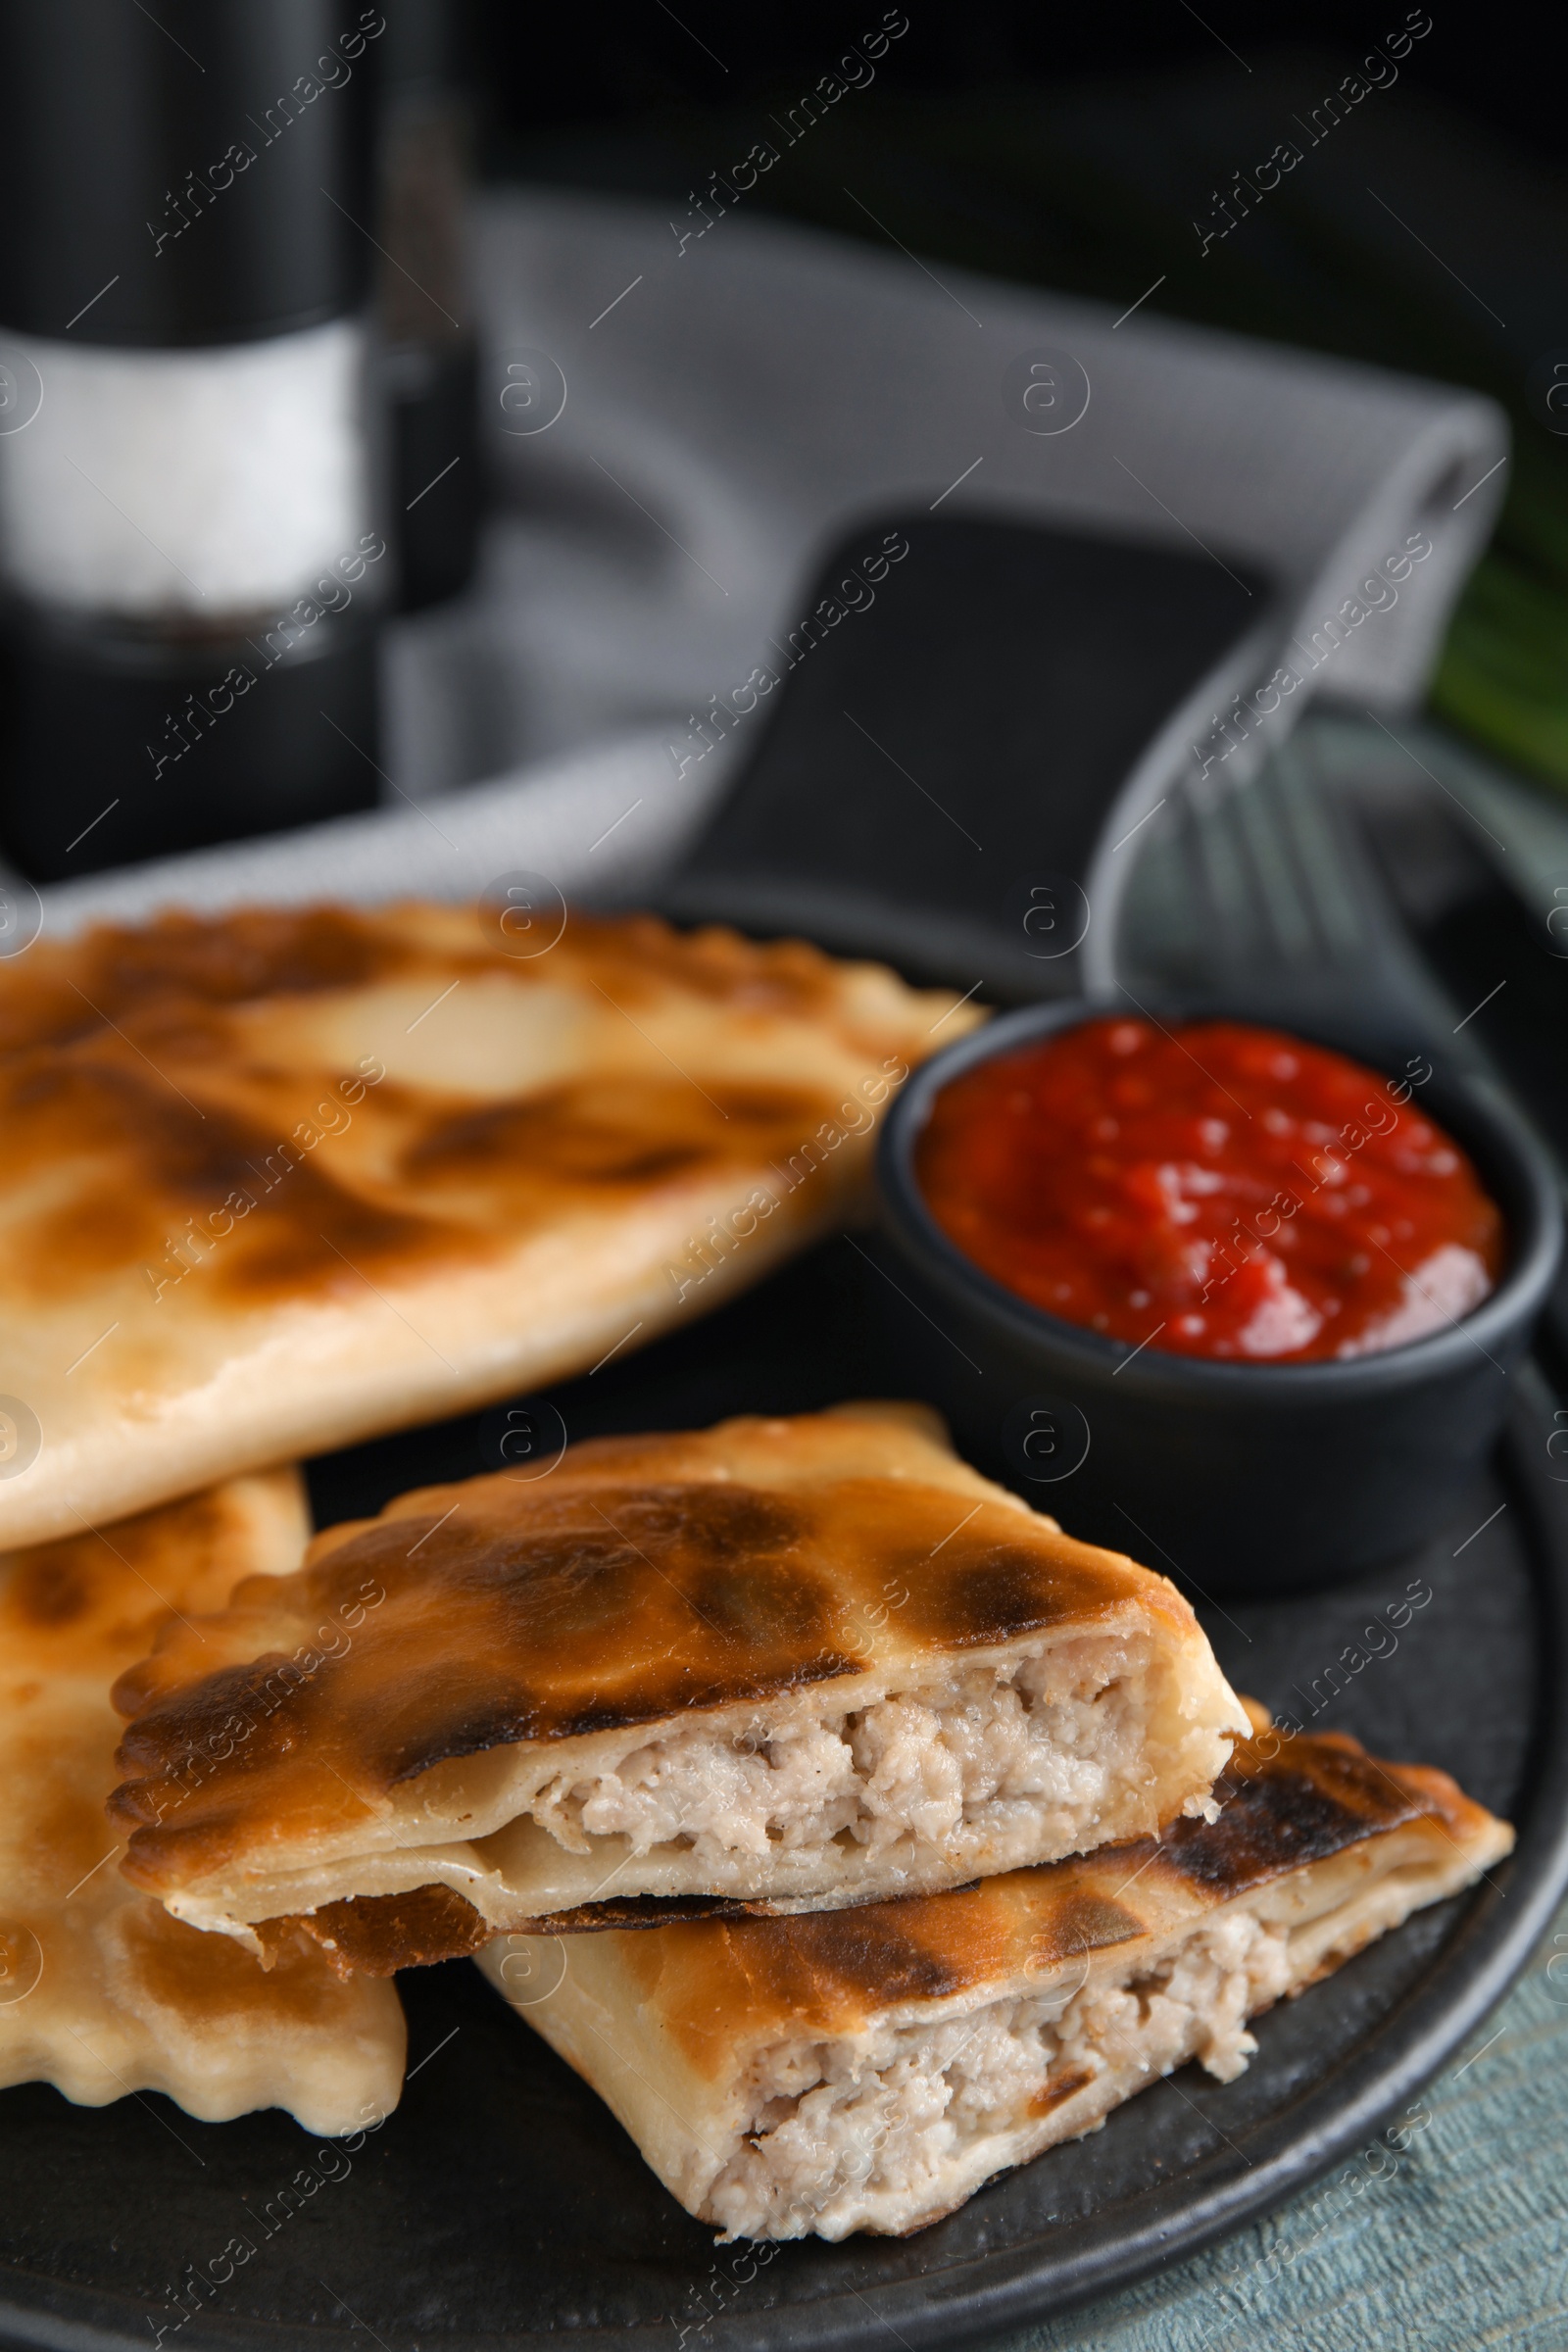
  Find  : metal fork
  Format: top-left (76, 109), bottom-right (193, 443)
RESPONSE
top-left (1116, 720), bottom-right (1474, 1058)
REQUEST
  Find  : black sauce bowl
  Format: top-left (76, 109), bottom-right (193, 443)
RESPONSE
top-left (875, 999), bottom-right (1562, 1598)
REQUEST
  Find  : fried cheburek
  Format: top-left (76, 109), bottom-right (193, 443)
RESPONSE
top-left (0, 904), bottom-right (971, 1545)
top-left (109, 1407), bottom-right (1246, 1965)
top-left (0, 1472), bottom-right (404, 2133)
top-left (481, 1716), bottom-right (1510, 2239)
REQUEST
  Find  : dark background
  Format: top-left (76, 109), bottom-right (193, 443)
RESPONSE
top-left (473, 4), bottom-right (1559, 162)
top-left (458, 0), bottom-right (1568, 801)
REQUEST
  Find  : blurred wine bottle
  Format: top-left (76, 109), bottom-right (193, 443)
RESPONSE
top-left (379, 0), bottom-right (481, 613)
top-left (0, 0), bottom-right (391, 881)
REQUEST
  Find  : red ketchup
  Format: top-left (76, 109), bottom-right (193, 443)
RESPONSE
top-left (915, 1018), bottom-right (1504, 1363)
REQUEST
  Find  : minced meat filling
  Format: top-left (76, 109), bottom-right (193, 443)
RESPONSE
top-left (708, 1908), bottom-right (1296, 2241)
top-left (529, 1636), bottom-right (1152, 1868)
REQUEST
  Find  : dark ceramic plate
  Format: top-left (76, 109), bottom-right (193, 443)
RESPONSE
top-left (3, 1238), bottom-right (1568, 2352)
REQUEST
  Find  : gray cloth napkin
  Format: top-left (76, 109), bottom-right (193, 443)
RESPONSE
top-left (37, 187), bottom-right (1506, 941)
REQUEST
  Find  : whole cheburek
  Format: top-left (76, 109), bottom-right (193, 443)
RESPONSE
top-left (0, 1469), bottom-right (405, 2133)
top-left (107, 1405), bottom-right (1247, 1967)
top-left (0, 903), bottom-right (972, 1546)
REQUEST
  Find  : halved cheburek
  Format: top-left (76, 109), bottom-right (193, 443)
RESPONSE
top-left (480, 1714), bottom-right (1513, 2241)
top-left (0, 902), bottom-right (970, 1546)
top-left (110, 1406), bottom-right (1248, 1968)
top-left (0, 1471), bottom-right (405, 2135)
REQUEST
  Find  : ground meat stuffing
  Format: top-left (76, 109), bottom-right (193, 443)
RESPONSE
top-left (528, 1636), bottom-right (1154, 1876)
top-left (707, 1908), bottom-right (1296, 2240)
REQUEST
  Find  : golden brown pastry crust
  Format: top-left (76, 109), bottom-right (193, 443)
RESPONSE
top-left (0, 1472), bottom-right (406, 2131)
top-left (0, 903), bottom-right (973, 1545)
top-left (108, 1406), bottom-right (1246, 1953)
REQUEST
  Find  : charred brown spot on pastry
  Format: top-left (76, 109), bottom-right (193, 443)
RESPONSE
top-left (762, 1904), bottom-right (972, 2006)
top-left (83, 905), bottom-right (407, 1012)
top-left (32, 1782), bottom-right (129, 1886)
top-left (112, 1651), bottom-right (322, 1786)
top-left (0, 906), bottom-right (412, 1057)
top-left (893, 1529), bottom-right (1131, 1650)
top-left (121, 1901), bottom-right (350, 2020)
top-left (521, 1886), bottom-right (931, 1933)
top-left (710, 1083), bottom-right (837, 1125)
top-left (349, 1485), bottom-right (848, 1775)
top-left (564, 910), bottom-right (842, 1017)
top-left (523, 1892), bottom-right (782, 1933)
top-left (402, 1081), bottom-right (828, 1194)
top-left (1158, 1736), bottom-right (1427, 1893)
top-left (115, 1489), bottom-right (228, 1564)
top-left (618, 1486), bottom-right (804, 1562)
top-left (6, 1544), bottom-right (97, 1628)
top-left (0, 1051), bottom-right (463, 1307)
top-left (402, 1092), bottom-right (711, 1188)
top-left (276, 1886), bottom-right (493, 1980)
top-left (1, 1490), bottom-right (233, 1674)
top-left (214, 1191), bottom-right (458, 1304)
top-left (548, 1650), bottom-right (863, 1743)
top-left (1028, 2064), bottom-right (1096, 2116)
top-left (1021, 1889), bottom-right (1146, 1970)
